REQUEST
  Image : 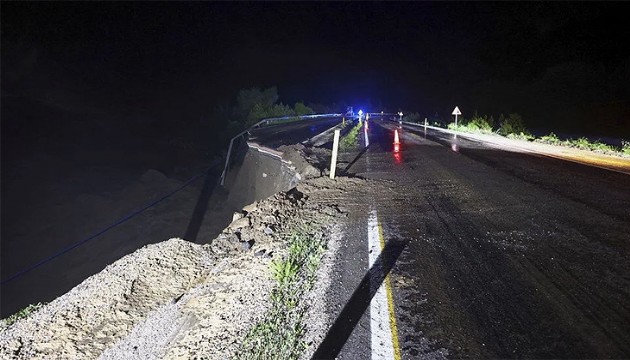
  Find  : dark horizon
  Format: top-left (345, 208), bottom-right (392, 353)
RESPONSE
top-left (2, 2), bottom-right (630, 138)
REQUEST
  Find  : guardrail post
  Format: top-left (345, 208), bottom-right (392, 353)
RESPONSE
top-left (330, 129), bottom-right (340, 179)
top-left (220, 137), bottom-right (236, 186)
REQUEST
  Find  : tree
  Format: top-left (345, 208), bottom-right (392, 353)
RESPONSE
top-left (294, 102), bottom-right (315, 116)
top-left (499, 113), bottom-right (527, 135)
top-left (232, 87), bottom-right (279, 122)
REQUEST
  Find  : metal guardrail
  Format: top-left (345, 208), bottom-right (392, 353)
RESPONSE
top-left (219, 113), bottom-right (342, 186)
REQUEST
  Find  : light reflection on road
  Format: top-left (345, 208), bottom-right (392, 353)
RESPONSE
top-left (393, 150), bottom-right (402, 164)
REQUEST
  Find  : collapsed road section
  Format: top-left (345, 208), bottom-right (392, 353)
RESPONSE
top-left (3, 116), bottom-right (630, 359)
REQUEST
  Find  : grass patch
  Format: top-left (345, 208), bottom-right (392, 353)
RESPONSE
top-left (537, 132), bottom-right (561, 145)
top-left (442, 114), bottom-right (628, 157)
top-left (235, 220), bottom-right (328, 360)
top-left (2, 302), bottom-right (46, 326)
top-left (563, 137), bottom-right (617, 153)
top-left (339, 121), bottom-right (362, 151)
top-left (507, 132), bottom-right (535, 141)
top-left (535, 133), bottom-right (620, 154)
top-left (447, 115), bottom-right (494, 134)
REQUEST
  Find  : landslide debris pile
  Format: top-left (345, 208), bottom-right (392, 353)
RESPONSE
top-left (0, 174), bottom-right (370, 359)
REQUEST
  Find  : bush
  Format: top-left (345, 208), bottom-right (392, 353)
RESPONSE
top-left (623, 141), bottom-right (630, 155)
top-left (565, 138), bottom-right (616, 153)
top-left (447, 115), bottom-right (492, 133)
top-left (571, 137), bottom-right (592, 150)
top-left (447, 122), bottom-right (462, 131)
top-left (268, 103), bottom-right (296, 118)
top-left (507, 132), bottom-right (535, 141)
top-left (538, 133), bottom-right (620, 154)
top-left (467, 115), bottom-right (493, 132)
top-left (588, 140), bottom-right (616, 153)
top-left (245, 102), bottom-right (296, 127)
top-left (499, 113), bottom-right (527, 135)
top-left (402, 112), bottom-right (422, 123)
top-left (538, 132), bottom-right (561, 145)
top-left (294, 102), bottom-right (315, 116)
top-left (234, 87), bottom-right (279, 121)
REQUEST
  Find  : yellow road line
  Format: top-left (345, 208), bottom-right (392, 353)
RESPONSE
top-left (377, 220), bottom-right (402, 360)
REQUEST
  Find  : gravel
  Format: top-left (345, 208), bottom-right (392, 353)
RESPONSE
top-left (0, 144), bottom-right (371, 359)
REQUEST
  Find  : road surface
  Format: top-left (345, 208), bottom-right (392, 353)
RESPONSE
top-left (248, 116), bottom-right (343, 148)
top-left (315, 119), bottom-right (630, 359)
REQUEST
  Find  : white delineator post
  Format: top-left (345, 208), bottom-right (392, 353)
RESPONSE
top-left (424, 118), bottom-right (428, 137)
top-left (330, 129), bottom-right (341, 179)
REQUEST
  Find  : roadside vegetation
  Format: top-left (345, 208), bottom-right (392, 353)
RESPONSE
top-left (198, 87), bottom-right (325, 159)
top-left (339, 120), bottom-right (362, 151)
top-left (228, 87), bottom-right (316, 130)
top-left (533, 133), bottom-right (624, 154)
top-left (235, 220), bottom-right (328, 360)
top-left (402, 112), bottom-right (422, 123)
top-left (2, 302), bottom-right (46, 327)
top-left (443, 112), bottom-right (629, 156)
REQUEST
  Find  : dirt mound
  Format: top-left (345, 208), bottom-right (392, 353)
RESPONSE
top-left (0, 173), bottom-right (365, 359)
top-left (0, 239), bottom-right (213, 359)
top-left (278, 144), bottom-right (326, 179)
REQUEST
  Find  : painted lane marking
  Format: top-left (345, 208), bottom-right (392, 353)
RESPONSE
top-left (368, 210), bottom-right (401, 360)
top-left (379, 219), bottom-right (402, 359)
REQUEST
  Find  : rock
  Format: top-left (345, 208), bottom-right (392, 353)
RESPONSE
top-left (242, 203), bottom-right (258, 214)
top-left (254, 249), bottom-right (266, 257)
top-left (263, 215), bottom-right (277, 223)
top-left (232, 212), bottom-right (244, 222)
top-left (264, 226), bottom-right (274, 235)
top-left (229, 217), bottom-right (250, 230)
top-left (216, 233), bottom-right (239, 243)
top-left (212, 233), bottom-right (239, 253)
top-left (239, 240), bottom-right (254, 251)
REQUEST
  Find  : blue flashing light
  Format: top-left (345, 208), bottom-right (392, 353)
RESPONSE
top-left (358, 110), bottom-right (364, 116)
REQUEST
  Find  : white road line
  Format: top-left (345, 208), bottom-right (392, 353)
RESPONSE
top-left (368, 209), bottom-right (397, 360)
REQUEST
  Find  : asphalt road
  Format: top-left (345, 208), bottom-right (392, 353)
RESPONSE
top-left (320, 119), bottom-right (630, 359)
top-left (248, 116), bottom-right (343, 148)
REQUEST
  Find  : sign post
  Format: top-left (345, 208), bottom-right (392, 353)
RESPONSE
top-left (452, 106), bottom-right (462, 127)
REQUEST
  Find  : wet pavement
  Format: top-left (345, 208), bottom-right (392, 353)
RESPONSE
top-left (248, 117), bottom-right (342, 148)
top-left (322, 119), bottom-right (630, 359)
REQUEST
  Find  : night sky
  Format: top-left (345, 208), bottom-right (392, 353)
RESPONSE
top-left (3, 2), bottom-right (630, 138)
